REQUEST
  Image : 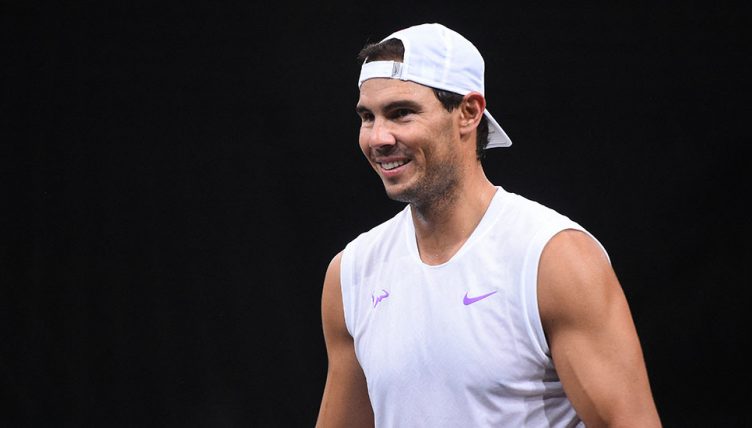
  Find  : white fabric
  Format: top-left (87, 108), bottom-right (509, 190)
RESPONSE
top-left (357, 23), bottom-right (512, 148)
top-left (341, 187), bottom-right (596, 427)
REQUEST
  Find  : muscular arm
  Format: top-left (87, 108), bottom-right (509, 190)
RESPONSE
top-left (538, 230), bottom-right (661, 427)
top-left (316, 252), bottom-right (374, 428)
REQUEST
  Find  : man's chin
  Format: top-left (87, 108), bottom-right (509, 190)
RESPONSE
top-left (383, 184), bottom-right (411, 203)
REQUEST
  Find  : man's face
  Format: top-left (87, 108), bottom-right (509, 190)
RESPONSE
top-left (356, 78), bottom-right (462, 205)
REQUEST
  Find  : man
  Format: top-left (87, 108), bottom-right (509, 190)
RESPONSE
top-left (317, 23), bottom-right (661, 427)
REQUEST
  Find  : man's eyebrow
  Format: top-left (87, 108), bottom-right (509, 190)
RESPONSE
top-left (356, 99), bottom-right (422, 115)
top-left (383, 100), bottom-right (422, 112)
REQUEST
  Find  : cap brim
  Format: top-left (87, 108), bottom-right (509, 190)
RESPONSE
top-left (484, 110), bottom-right (512, 148)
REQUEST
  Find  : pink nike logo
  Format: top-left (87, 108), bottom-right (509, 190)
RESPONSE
top-left (463, 290), bottom-right (497, 305)
top-left (372, 289), bottom-right (390, 307)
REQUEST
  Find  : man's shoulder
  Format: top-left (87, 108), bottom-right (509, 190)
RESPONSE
top-left (502, 189), bottom-right (567, 219)
top-left (493, 188), bottom-right (575, 233)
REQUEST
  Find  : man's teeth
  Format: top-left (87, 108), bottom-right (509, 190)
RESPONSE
top-left (381, 160), bottom-right (407, 170)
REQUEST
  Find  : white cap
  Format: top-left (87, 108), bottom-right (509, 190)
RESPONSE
top-left (358, 23), bottom-right (512, 149)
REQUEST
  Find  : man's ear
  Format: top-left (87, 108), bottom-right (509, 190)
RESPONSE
top-left (459, 92), bottom-right (486, 138)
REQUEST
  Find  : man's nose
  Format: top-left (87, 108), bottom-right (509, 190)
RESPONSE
top-left (368, 118), bottom-right (397, 151)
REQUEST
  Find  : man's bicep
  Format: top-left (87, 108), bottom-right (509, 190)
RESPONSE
top-left (321, 252), bottom-right (347, 344)
top-left (317, 252), bottom-right (374, 428)
top-left (538, 230), bottom-right (661, 427)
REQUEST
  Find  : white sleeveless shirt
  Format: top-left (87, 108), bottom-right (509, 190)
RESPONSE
top-left (341, 187), bottom-right (594, 427)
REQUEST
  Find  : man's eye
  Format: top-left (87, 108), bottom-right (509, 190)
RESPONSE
top-left (360, 113), bottom-right (374, 122)
top-left (394, 109), bottom-right (412, 118)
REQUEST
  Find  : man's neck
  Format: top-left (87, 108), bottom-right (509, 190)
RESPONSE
top-left (410, 175), bottom-right (497, 265)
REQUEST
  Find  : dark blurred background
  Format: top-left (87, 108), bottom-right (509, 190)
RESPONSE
top-left (2, 1), bottom-right (749, 426)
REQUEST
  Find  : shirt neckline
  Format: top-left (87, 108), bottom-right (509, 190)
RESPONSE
top-left (404, 186), bottom-right (507, 268)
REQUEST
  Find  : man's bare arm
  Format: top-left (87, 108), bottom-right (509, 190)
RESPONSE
top-left (538, 230), bottom-right (661, 427)
top-left (316, 252), bottom-right (374, 428)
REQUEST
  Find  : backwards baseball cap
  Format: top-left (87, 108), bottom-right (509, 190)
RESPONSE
top-left (358, 23), bottom-right (512, 148)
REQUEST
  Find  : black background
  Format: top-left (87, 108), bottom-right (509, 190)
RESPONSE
top-left (3, 1), bottom-right (749, 426)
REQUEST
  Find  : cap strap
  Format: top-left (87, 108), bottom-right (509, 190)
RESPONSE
top-left (358, 61), bottom-right (405, 88)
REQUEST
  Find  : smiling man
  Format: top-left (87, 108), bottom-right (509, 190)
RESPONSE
top-left (317, 23), bottom-right (661, 427)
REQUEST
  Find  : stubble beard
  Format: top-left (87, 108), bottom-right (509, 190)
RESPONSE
top-left (385, 147), bottom-right (461, 217)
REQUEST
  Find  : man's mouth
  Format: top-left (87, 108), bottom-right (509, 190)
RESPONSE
top-left (380, 160), bottom-right (409, 171)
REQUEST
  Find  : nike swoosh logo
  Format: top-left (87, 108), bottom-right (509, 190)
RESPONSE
top-left (372, 289), bottom-right (390, 307)
top-left (463, 290), bottom-right (497, 305)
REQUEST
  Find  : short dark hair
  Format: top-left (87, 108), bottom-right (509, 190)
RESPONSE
top-left (357, 39), bottom-right (489, 160)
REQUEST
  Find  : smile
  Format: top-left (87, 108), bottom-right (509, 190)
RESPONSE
top-left (380, 160), bottom-right (409, 171)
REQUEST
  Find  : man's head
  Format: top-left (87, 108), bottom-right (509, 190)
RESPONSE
top-left (356, 23), bottom-right (512, 154)
top-left (357, 39), bottom-right (490, 160)
top-left (355, 23), bottom-right (511, 206)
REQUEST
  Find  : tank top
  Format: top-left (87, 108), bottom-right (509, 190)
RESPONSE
top-left (340, 187), bottom-right (595, 427)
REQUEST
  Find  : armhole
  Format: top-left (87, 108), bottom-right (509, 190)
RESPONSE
top-left (521, 223), bottom-right (611, 360)
top-left (521, 226), bottom-right (561, 360)
top-left (340, 243), bottom-right (356, 338)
